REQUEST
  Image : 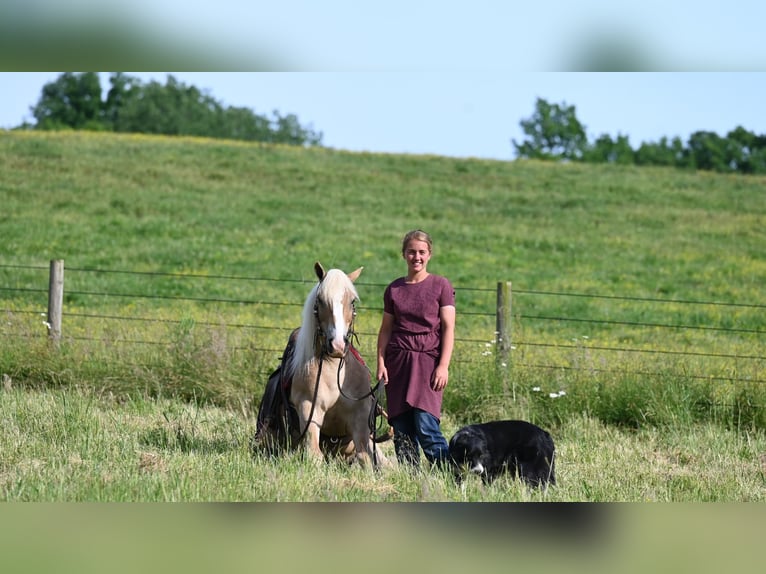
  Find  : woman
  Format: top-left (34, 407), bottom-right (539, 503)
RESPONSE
top-left (376, 230), bottom-right (456, 467)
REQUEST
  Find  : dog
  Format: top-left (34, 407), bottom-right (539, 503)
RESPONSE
top-left (448, 420), bottom-right (556, 487)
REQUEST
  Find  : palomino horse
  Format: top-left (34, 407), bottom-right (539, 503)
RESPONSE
top-left (254, 262), bottom-right (388, 468)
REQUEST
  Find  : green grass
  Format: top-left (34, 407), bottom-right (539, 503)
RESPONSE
top-left (1, 386), bottom-right (764, 501)
top-left (3, 130), bottom-right (765, 296)
top-left (1, 130), bottom-right (765, 501)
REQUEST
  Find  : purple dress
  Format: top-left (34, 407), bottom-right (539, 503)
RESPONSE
top-left (383, 274), bottom-right (455, 421)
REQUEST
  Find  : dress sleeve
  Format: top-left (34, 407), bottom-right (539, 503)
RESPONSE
top-left (383, 283), bottom-right (395, 315)
top-left (439, 277), bottom-right (456, 308)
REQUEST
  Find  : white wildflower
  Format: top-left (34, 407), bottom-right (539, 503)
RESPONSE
top-left (532, 387), bottom-right (541, 392)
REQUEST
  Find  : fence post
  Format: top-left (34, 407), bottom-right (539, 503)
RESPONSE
top-left (47, 259), bottom-right (64, 346)
top-left (495, 281), bottom-right (512, 367)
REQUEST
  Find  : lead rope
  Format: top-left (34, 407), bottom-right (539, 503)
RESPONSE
top-left (335, 338), bottom-right (387, 468)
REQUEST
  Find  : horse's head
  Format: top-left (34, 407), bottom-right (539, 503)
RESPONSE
top-left (312, 261), bottom-right (362, 358)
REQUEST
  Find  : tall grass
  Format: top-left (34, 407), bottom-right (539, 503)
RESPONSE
top-left (2, 386), bottom-right (764, 501)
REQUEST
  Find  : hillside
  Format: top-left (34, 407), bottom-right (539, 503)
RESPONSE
top-left (1, 130), bottom-right (764, 428)
top-left (3, 130), bottom-right (765, 294)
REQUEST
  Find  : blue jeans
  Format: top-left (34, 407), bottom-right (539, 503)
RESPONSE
top-left (390, 408), bottom-right (449, 467)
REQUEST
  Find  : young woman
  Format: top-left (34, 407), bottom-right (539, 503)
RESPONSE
top-left (376, 230), bottom-right (456, 467)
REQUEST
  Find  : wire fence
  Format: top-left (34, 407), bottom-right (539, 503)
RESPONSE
top-left (1, 261), bottom-right (765, 387)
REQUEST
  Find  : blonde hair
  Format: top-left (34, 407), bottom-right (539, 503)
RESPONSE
top-left (401, 229), bottom-right (433, 255)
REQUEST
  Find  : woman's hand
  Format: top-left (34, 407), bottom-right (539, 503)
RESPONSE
top-left (431, 364), bottom-right (449, 391)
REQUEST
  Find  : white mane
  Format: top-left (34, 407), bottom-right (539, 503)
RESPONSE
top-left (289, 269), bottom-right (358, 377)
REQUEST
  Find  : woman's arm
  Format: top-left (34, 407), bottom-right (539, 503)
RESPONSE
top-left (376, 311), bottom-right (395, 384)
top-left (432, 304), bottom-right (455, 391)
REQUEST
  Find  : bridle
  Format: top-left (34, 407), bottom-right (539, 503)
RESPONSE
top-left (312, 294), bottom-right (358, 358)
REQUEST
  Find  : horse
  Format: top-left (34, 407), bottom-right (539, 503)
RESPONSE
top-left (253, 262), bottom-right (389, 468)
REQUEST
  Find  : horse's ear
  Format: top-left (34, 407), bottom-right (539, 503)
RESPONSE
top-left (347, 266), bottom-right (363, 282)
top-left (314, 261), bottom-right (325, 281)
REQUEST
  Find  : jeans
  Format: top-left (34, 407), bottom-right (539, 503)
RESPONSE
top-left (390, 408), bottom-right (449, 467)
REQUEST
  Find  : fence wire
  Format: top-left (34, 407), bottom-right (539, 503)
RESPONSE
top-left (1, 263), bottom-right (764, 384)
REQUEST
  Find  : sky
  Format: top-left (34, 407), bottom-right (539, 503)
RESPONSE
top-left (1, 1), bottom-right (765, 160)
top-left (2, 72), bottom-right (765, 161)
top-left (4, 1), bottom-right (765, 71)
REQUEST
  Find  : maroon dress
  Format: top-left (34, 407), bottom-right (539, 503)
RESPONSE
top-left (383, 274), bottom-right (455, 421)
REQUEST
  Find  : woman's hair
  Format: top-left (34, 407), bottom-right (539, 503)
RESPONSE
top-left (401, 229), bottom-right (432, 254)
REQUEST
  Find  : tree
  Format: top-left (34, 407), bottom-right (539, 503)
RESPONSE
top-left (27, 72), bottom-right (323, 147)
top-left (512, 98), bottom-right (588, 160)
top-left (103, 72), bottom-right (142, 129)
top-left (268, 111), bottom-right (323, 146)
top-left (31, 72), bottom-right (104, 130)
top-left (111, 74), bottom-right (224, 137)
top-left (723, 126), bottom-right (766, 174)
top-left (218, 106), bottom-right (272, 141)
top-left (584, 133), bottom-right (634, 165)
top-left (686, 131), bottom-right (729, 172)
top-left (634, 136), bottom-right (685, 168)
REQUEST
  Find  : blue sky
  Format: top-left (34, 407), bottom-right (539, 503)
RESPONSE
top-left (142, 1), bottom-right (766, 71)
top-left (2, 72), bottom-right (764, 161)
top-left (2, 2), bottom-right (765, 159)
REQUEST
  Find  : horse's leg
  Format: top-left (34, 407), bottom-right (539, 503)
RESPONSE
top-left (349, 408), bottom-right (383, 469)
top-left (294, 399), bottom-right (325, 462)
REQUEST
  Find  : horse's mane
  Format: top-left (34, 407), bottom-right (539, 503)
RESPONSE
top-left (289, 269), bottom-right (359, 377)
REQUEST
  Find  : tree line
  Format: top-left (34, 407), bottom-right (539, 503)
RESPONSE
top-left (513, 98), bottom-right (766, 174)
top-left (13, 75), bottom-right (764, 174)
top-left (20, 72), bottom-right (322, 147)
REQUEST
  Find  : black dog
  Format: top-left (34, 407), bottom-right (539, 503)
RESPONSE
top-left (448, 420), bottom-right (556, 487)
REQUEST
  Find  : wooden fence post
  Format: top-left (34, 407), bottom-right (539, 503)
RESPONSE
top-left (47, 259), bottom-right (64, 346)
top-left (495, 281), bottom-right (512, 367)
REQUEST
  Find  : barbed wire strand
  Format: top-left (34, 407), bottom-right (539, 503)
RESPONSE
top-left (3, 262), bottom-right (763, 309)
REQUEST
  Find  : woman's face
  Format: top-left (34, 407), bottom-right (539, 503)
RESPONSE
top-left (403, 239), bottom-right (431, 274)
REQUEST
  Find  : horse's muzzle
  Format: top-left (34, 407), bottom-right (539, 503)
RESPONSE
top-left (325, 338), bottom-right (348, 358)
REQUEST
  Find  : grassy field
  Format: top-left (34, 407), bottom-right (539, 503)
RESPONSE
top-left (1, 130), bottom-right (765, 501)
top-left (2, 386), bottom-right (764, 502)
